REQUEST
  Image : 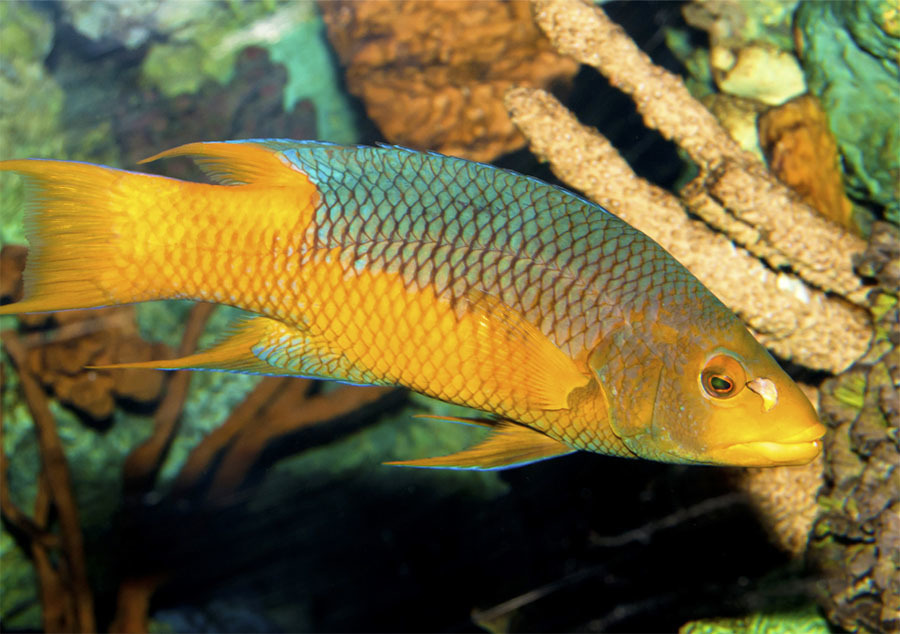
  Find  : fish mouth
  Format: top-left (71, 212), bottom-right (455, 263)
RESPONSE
top-left (706, 424), bottom-right (826, 467)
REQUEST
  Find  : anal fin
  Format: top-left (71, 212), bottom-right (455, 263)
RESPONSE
top-left (386, 420), bottom-right (575, 470)
top-left (90, 316), bottom-right (380, 384)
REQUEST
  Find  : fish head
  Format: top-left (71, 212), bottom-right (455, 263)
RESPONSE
top-left (644, 323), bottom-right (825, 467)
top-left (594, 315), bottom-right (826, 467)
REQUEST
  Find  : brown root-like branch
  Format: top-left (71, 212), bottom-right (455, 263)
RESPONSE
top-left (121, 302), bottom-right (215, 493)
top-left (204, 383), bottom-right (397, 504)
top-left (1, 331), bottom-right (96, 633)
top-left (171, 376), bottom-right (302, 495)
top-left (505, 87), bottom-right (870, 373)
top-left (530, 0), bottom-right (870, 306)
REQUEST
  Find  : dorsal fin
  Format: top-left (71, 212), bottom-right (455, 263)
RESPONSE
top-left (140, 141), bottom-right (311, 187)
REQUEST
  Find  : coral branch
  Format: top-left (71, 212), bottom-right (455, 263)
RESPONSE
top-left (530, 0), bottom-right (870, 305)
top-left (1, 331), bottom-right (96, 633)
top-left (121, 303), bottom-right (215, 493)
top-left (109, 574), bottom-right (169, 634)
top-left (504, 87), bottom-right (870, 373)
top-left (171, 376), bottom-right (303, 495)
top-left (205, 384), bottom-right (396, 503)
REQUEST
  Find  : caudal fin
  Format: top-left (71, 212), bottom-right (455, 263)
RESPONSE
top-left (0, 159), bottom-right (179, 315)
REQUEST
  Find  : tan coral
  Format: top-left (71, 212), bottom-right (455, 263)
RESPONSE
top-left (318, 0), bottom-right (578, 161)
top-left (530, 0), bottom-right (870, 306)
top-left (504, 86), bottom-right (870, 373)
top-left (736, 456), bottom-right (823, 556)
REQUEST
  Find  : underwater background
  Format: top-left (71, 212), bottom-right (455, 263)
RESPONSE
top-left (0, 1), bottom-right (897, 632)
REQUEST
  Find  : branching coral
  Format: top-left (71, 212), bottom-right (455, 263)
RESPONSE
top-left (0, 332), bottom-right (95, 633)
top-left (530, 0), bottom-right (869, 302)
top-left (505, 0), bottom-right (872, 375)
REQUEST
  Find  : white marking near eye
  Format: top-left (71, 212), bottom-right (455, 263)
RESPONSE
top-left (746, 377), bottom-right (778, 412)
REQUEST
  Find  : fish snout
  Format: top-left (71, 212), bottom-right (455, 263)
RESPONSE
top-left (706, 378), bottom-right (826, 467)
top-left (707, 377), bottom-right (825, 467)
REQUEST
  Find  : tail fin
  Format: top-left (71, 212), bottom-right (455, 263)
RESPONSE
top-left (0, 159), bottom-right (180, 315)
top-left (0, 143), bottom-right (320, 317)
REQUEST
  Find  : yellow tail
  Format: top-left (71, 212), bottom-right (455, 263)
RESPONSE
top-left (0, 143), bottom-right (319, 317)
top-left (0, 159), bottom-right (189, 314)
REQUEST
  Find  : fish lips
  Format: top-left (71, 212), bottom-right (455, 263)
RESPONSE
top-left (703, 423), bottom-right (826, 467)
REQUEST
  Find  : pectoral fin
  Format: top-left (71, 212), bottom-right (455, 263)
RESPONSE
top-left (386, 420), bottom-right (575, 470)
top-left (462, 290), bottom-right (589, 411)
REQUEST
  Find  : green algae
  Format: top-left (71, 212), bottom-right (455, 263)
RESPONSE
top-left (0, 2), bottom-right (121, 247)
top-left (266, 12), bottom-right (358, 143)
top-left (679, 603), bottom-right (829, 634)
top-left (796, 0), bottom-right (900, 224)
top-left (0, 355), bottom-right (42, 630)
top-left (140, 1), bottom-right (357, 143)
top-left (0, 1), bottom-right (53, 62)
top-left (0, 1), bottom-right (64, 246)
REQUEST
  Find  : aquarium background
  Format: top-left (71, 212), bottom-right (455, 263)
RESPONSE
top-left (0, 1), bottom-right (897, 633)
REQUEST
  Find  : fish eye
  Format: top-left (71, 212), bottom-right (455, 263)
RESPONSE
top-left (700, 354), bottom-right (746, 400)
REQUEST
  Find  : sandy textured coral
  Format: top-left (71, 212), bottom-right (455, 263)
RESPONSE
top-left (758, 95), bottom-right (857, 234)
top-left (733, 453), bottom-right (823, 557)
top-left (505, 87), bottom-right (868, 374)
top-left (318, 0), bottom-right (577, 161)
top-left (529, 0), bottom-right (870, 308)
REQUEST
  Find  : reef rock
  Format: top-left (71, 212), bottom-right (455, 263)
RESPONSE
top-left (808, 224), bottom-right (900, 633)
top-left (758, 95), bottom-right (857, 234)
top-left (319, 0), bottom-right (578, 161)
top-left (703, 93), bottom-right (766, 159)
top-left (682, 0), bottom-right (799, 52)
top-left (795, 0), bottom-right (900, 224)
top-left (710, 43), bottom-right (805, 106)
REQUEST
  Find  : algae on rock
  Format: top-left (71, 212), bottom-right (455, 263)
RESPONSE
top-left (808, 222), bottom-right (900, 633)
top-left (140, 1), bottom-right (358, 143)
top-left (795, 0), bottom-right (900, 224)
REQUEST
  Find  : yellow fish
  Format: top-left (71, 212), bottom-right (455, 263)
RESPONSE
top-left (0, 140), bottom-right (824, 469)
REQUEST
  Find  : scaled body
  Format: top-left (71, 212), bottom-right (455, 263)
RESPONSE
top-left (0, 141), bottom-right (824, 468)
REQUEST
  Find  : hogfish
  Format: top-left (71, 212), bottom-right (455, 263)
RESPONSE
top-left (0, 140), bottom-right (824, 468)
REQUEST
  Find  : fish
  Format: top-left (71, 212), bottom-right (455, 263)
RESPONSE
top-left (0, 140), bottom-right (825, 469)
